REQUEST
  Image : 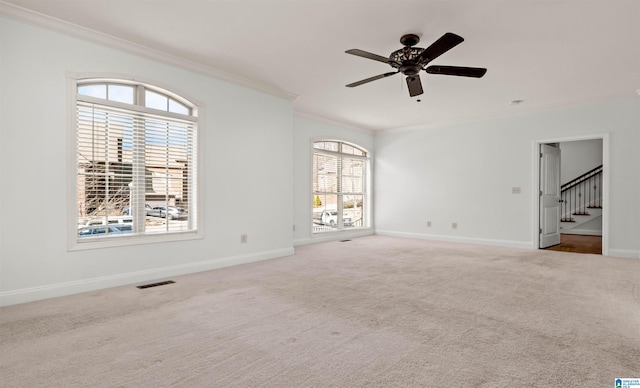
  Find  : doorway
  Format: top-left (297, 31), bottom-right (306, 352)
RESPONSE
top-left (534, 135), bottom-right (609, 255)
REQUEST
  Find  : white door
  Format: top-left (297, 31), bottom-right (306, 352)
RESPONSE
top-left (539, 144), bottom-right (561, 248)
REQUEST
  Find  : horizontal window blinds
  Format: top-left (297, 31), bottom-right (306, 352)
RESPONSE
top-left (76, 100), bottom-right (196, 238)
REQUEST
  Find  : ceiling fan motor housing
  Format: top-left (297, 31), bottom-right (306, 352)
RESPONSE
top-left (398, 62), bottom-right (421, 76)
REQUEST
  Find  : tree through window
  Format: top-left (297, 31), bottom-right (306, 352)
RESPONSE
top-left (312, 140), bottom-right (368, 233)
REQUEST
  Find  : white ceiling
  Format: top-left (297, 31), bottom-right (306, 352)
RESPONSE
top-left (3, 0), bottom-right (640, 131)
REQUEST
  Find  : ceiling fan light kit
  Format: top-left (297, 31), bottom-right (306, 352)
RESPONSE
top-left (346, 32), bottom-right (487, 97)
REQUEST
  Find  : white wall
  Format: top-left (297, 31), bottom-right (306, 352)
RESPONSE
top-left (560, 139), bottom-right (603, 184)
top-left (292, 115), bottom-right (374, 245)
top-left (0, 17), bottom-right (294, 305)
top-left (374, 98), bottom-right (640, 258)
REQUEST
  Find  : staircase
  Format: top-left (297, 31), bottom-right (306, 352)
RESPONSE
top-left (560, 165), bottom-right (603, 235)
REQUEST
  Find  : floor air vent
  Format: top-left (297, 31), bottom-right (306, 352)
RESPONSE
top-left (136, 280), bottom-right (175, 289)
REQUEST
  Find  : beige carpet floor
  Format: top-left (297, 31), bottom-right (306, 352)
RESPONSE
top-left (1, 235), bottom-right (639, 387)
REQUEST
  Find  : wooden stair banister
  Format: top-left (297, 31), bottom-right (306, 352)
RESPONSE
top-left (560, 165), bottom-right (603, 222)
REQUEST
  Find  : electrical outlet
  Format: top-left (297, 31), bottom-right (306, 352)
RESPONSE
top-left (427, 221), bottom-right (432, 227)
top-left (512, 186), bottom-right (521, 194)
top-left (240, 234), bottom-right (248, 243)
top-left (452, 222), bottom-right (457, 229)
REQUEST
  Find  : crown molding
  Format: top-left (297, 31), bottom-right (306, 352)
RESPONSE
top-left (378, 90), bottom-right (638, 134)
top-left (0, 1), bottom-right (298, 101)
top-left (294, 110), bottom-right (374, 134)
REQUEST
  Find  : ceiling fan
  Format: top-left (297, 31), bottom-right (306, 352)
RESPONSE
top-left (345, 32), bottom-right (487, 97)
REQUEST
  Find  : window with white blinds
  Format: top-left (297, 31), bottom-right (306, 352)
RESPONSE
top-left (75, 80), bottom-right (198, 242)
top-left (312, 141), bottom-right (368, 233)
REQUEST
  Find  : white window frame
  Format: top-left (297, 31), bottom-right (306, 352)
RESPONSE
top-left (67, 72), bottom-right (204, 250)
top-left (312, 139), bottom-right (370, 234)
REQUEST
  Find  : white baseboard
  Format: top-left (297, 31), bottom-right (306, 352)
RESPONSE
top-left (607, 249), bottom-right (640, 259)
top-left (0, 247), bottom-right (294, 307)
top-left (562, 229), bottom-right (602, 236)
top-left (375, 230), bottom-right (639, 259)
top-left (293, 229), bottom-right (374, 246)
top-left (375, 230), bottom-right (532, 250)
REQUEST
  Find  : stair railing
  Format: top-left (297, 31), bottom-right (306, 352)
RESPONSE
top-left (560, 165), bottom-right (603, 222)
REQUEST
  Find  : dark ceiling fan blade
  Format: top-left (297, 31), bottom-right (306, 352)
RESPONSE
top-left (425, 65), bottom-right (487, 78)
top-left (345, 49), bottom-right (390, 64)
top-left (417, 32), bottom-right (464, 64)
top-left (346, 72), bottom-right (398, 87)
top-left (406, 75), bottom-right (424, 97)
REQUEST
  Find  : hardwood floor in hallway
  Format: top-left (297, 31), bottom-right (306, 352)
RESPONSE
top-left (544, 234), bottom-right (602, 254)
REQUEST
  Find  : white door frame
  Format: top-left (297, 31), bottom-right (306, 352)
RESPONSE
top-left (532, 134), bottom-right (609, 255)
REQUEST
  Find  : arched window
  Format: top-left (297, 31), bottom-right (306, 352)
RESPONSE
top-left (312, 140), bottom-right (369, 233)
top-left (73, 78), bottom-right (199, 244)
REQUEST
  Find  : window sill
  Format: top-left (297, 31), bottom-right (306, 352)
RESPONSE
top-left (312, 227), bottom-right (372, 236)
top-left (68, 230), bottom-right (203, 251)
